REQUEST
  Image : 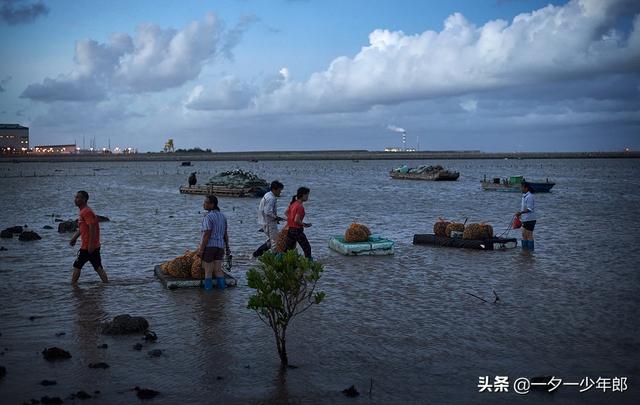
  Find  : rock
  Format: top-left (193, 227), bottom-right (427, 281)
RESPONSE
top-left (40, 380), bottom-right (57, 386)
top-left (54, 218), bottom-right (64, 222)
top-left (40, 396), bottom-right (63, 404)
top-left (88, 362), bottom-right (109, 369)
top-left (97, 343), bottom-right (108, 349)
top-left (42, 347), bottom-right (72, 361)
top-left (0, 246), bottom-right (7, 251)
top-left (54, 332), bottom-right (66, 337)
top-left (134, 387), bottom-right (159, 400)
top-left (342, 385), bottom-right (359, 397)
top-left (216, 376), bottom-right (223, 380)
top-left (147, 349), bottom-right (162, 357)
top-left (101, 314), bottom-right (149, 335)
top-left (19, 231), bottom-right (42, 241)
top-left (43, 225), bottom-right (53, 230)
top-left (0, 365), bottom-right (6, 378)
top-left (0, 230), bottom-right (13, 238)
top-left (143, 331), bottom-right (157, 342)
top-left (97, 215), bottom-right (110, 222)
top-left (132, 343), bottom-right (143, 351)
top-left (57, 220), bottom-right (78, 233)
top-left (69, 391), bottom-right (91, 400)
top-left (6, 226), bottom-right (23, 234)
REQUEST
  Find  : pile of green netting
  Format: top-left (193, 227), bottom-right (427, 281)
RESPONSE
top-left (206, 169), bottom-right (269, 189)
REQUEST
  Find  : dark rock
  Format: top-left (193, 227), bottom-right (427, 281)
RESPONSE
top-left (97, 343), bottom-right (108, 349)
top-left (88, 362), bottom-right (109, 369)
top-left (54, 218), bottom-right (64, 222)
top-left (97, 215), bottom-right (110, 222)
top-left (42, 347), bottom-right (71, 361)
top-left (54, 332), bottom-right (66, 337)
top-left (342, 385), bottom-right (360, 397)
top-left (101, 314), bottom-right (149, 335)
top-left (29, 316), bottom-right (43, 321)
top-left (147, 349), bottom-right (162, 357)
top-left (143, 330), bottom-right (157, 342)
top-left (168, 215), bottom-right (174, 218)
top-left (134, 386), bottom-right (159, 400)
top-left (19, 231), bottom-right (42, 241)
top-left (0, 230), bottom-right (13, 238)
top-left (69, 391), bottom-right (91, 400)
top-left (57, 220), bottom-right (78, 233)
top-left (216, 376), bottom-right (223, 380)
top-left (0, 365), bottom-right (6, 378)
top-left (0, 246), bottom-right (6, 251)
top-left (132, 343), bottom-right (143, 351)
top-left (40, 380), bottom-right (57, 386)
top-left (6, 226), bottom-right (23, 234)
top-left (94, 391), bottom-right (100, 394)
top-left (43, 225), bottom-right (54, 230)
top-left (40, 396), bottom-right (63, 404)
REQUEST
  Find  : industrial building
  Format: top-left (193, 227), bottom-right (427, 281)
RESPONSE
top-left (0, 124), bottom-right (29, 154)
top-left (32, 144), bottom-right (78, 154)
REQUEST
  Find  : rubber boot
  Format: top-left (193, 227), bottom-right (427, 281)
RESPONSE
top-left (528, 240), bottom-right (534, 251)
top-left (204, 278), bottom-right (213, 290)
top-left (521, 240), bottom-right (528, 250)
top-left (216, 277), bottom-right (226, 290)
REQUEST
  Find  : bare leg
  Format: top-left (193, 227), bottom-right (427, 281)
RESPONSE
top-left (95, 266), bottom-right (109, 283)
top-left (213, 260), bottom-right (224, 278)
top-left (203, 261), bottom-right (214, 279)
top-left (71, 267), bottom-right (82, 284)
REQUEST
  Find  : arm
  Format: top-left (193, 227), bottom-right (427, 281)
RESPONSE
top-left (294, 212), bottom-right (311, 227)
top-left (197, 230), bottom-right (212, 257)
top-left (87, 223), bottom-right (97, 253)
top-left (224, 228), bottom-right (230, 254)
top-left (262, 195), bottom-right (279, 222)
top-left (69, 230), bottom-right (80, 246)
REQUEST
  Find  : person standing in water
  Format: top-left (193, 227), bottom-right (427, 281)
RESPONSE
top-left (69, 190), bottom-right (109, 284)
top-left (285, 187), bottom-right (312, 259)
top-left (196, 195), bottom-right (230, 290)
top-left (516, 181), bottom-right (536, 251)
top-left (253, 180), bottom-right (285, 258)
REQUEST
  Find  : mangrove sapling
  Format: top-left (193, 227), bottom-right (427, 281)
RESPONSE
top-left (247, 251), bottom-right (325, 368)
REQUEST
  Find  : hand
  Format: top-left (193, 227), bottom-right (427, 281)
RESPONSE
top-left (515, 211), bottom-right (521, 217)
top-left (69, 238), bottom-right (77, 247)
top-left (196, 247), bottom-right (204, 258)
top-left (88, 245), bottom-right (95, 254)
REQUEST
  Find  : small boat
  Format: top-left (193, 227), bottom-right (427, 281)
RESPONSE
top-left (413, 234), bottom-right (517, 250)
top-left (390, 165), bottom-right (459, 181)
top-left (181, 161), bottom-right (192, 166)
top-left (481, 175), bottom-right (555, 192)
top-left (154, 265), bottom-right (237, 289)
top-left (329, 235), bottom-right (395, 256)
top-left (179, 169), bottom-right (269, 198)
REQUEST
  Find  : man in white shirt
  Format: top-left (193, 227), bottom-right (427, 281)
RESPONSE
top-left (252, 180), bottom-right (285, 258)
top-left (515, 182), bottom-right (536, 251)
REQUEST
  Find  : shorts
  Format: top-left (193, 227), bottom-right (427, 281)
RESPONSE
top-left (522, 221), bottom-right (536, 231)
top-left (73, 247), bottom-right (103, 270)
top-left (202, 246), bottom-right (224, 263)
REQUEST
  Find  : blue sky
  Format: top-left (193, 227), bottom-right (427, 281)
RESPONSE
top-left (1, 0), bottom-right (639, 152)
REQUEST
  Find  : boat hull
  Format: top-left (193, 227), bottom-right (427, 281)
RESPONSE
top-left (390, 171), bottom-right (460, 181)
top-left (179, 185), bottom-right (267, 197)
top-left (481, 181), bottom-right (555, 192)
top-left (413, 234), bottom-right (517, 250)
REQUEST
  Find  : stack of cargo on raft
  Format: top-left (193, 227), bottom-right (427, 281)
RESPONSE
top-left (413, 219), bottom-right (517, 251)
top-left (179, 169), bottom-right (269, 197)
top-left (390, 164), bottom-right (460, 181)
top-left (154, 250), bottom-right (237, 289)
top-left (329, 223), bottom-right (395, 256)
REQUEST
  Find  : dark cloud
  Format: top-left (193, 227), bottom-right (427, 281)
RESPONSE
top-left (0, 0), bottom-right (49, 25)
top-left (21, 76), bottom-right (107, 102)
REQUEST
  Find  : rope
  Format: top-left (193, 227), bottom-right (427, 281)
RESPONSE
top-left (496, 216), bottom-right (517, 238)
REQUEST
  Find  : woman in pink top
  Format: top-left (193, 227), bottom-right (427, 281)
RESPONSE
top-left (285, 187), bottom-right (312, 258)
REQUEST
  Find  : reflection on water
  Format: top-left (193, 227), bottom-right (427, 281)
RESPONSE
top-left (0, 158), bottom-right (639, 404)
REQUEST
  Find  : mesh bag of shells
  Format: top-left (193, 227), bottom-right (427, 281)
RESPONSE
top-left (462, 223), bottom-right (494, 240)
top-left (433, 220), bottom-right (451, 237)
top-left (445, 222), bottom-right (465, 237)
top-left (160, 251), bottom-right (195, 278)
top-left (190, 251), bottom-right (204, 279)
top-left (275, 226), bottom-right (289, 253)
top-left (344, 223), bottom-right (372, 243)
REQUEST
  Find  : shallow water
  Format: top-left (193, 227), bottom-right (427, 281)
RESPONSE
top-left (0, 158), bottom-right (639, 404)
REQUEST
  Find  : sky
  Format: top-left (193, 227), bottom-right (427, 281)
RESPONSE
top-left (0, 0), bottom-right (639, 152)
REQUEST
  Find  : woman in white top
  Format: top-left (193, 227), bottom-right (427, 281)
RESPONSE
top-left (515, 182), bottom-right (536, 251)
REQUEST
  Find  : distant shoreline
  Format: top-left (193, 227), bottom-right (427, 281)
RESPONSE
top-left (1, 150), bottom-right (638, 163)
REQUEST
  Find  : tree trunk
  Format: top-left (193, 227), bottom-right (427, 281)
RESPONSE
top-left (278, 335), bottom-right (288, 367)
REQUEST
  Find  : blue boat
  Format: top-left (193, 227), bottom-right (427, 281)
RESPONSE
top-left (481, 175), bottom-right (555, 192)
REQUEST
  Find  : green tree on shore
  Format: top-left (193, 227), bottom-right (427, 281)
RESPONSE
top-left (247, 251), bottom-right (325, 368)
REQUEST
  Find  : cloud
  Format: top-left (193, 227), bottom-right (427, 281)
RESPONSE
top-left (0, 0), bottom-right (48, 25)
top-left (254, 0), bottom-right (640, 113)
top-left (220, 14), bottom-right (258, 60)
top-left (460, 98), bottom-right (478, 112)
top-left (21, 13), bottom-right (234, 101)
top-left (185, 77), bottom-right (257, 110)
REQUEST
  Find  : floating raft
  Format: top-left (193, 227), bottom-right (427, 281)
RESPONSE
top-left (328, 235), bottom-right (395, 256)
top-left (413, 234), bottom-right (517, 250)
top-left (154, 265), bottom-right (237, 289)
top-left (179, 185), bottom-right (265, 197)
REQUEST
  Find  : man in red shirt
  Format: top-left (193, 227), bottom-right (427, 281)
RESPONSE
top-left (69, 190), bottom-right (109, 284)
